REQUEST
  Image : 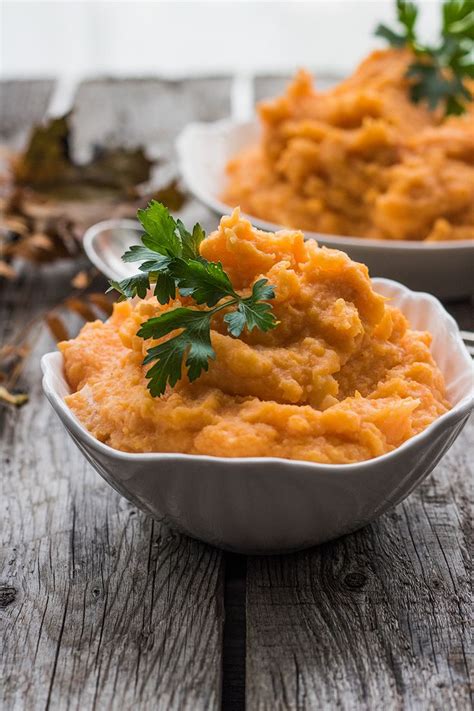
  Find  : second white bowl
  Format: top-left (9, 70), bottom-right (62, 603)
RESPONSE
top-left (176, 119), bottom-right (474, 300)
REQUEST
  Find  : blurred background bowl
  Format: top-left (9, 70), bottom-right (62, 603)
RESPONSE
top-left (177, 119), bottom-right (474, 301)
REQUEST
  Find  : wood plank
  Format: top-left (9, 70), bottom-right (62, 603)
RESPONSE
top-left (0, 79), bottom-right (56, 147)
top-left (222, 554), bottom-right (247, 710)
top-left (1, 77), bottom-right (233, 710)
top-left (246, 417), bottom-right (472, 710)
top-left (0, 265), bottom-right (224, 711)
top-left (446, 298), bottom-right (474, 331)
top-left (71, 77), bottom-right (232, 166)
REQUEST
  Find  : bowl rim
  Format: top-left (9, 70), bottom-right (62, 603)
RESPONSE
top-left (83, 218), bottom-right (142, 281)
top-left (176, 118), bottom-right (474, 253)
top-left (41, 277), bottom-right (473, 473)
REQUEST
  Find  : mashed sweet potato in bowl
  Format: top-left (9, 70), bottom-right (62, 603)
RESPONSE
top-left (223, 50), bottom-right (474, 244)
top-left (176, 49), bottom-right (474, 298)
top-left (42, 211), bottom-right (473, 552)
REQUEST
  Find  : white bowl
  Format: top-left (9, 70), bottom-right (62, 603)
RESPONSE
top-left (176, 119), bottom-right (474, 300)
top-left (41, 279), bottom-right (473, 554)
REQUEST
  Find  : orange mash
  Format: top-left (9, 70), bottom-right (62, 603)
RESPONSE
top-left (223, 49), bottom-right (474, 241)
top-left (61, 210), bottom-right (450, 464)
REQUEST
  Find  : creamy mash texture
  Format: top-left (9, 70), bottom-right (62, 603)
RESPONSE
top-left (61, 210), bottom-right (450, 463)
top-left (223, 49), bottom-right (474, 242)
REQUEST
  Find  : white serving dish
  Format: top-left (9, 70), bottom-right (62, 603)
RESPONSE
top-left (42, 279), bottom-right (472, 554)
top-left (176, 119), bottom-right (474, 300)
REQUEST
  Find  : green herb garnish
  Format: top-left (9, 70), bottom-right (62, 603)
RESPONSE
top-left (375, 0), bottom-right (473, 115)
top-left (108, 201), bottom-right (278, 396)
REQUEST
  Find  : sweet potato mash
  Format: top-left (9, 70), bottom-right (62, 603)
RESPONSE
top-left (223, 49), bottom-right (474, 241)
top-left (61, 210), bottom-right (450, 464)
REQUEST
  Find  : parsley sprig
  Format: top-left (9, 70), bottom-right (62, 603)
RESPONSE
top-left (375, 0), bottom-right (473, 115)
top-left (108, 202), bottom-right (278, 396)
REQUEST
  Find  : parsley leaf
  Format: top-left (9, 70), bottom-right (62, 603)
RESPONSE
top-left (177, 220), bottom-right (206, 260)
top-left (375, 0), bottom-right (418, 47)
top-left (110, 200), bottom-right (209, 304)
top-left (375, 0), bottom-right (473, 115)
top-left (137, 200), bottom-right (182, 257)
top-left (122, 245), bottom-right (162, 263)
top-left (122, 245), bottom-right (171, 272)
top-left (153, 272), bottom-right (177, 304)
top-left (138, 308), bottom-right (215, 396)
top-left (224, 279), bottom-right (278, 337)
top-left (170, 257), bottom-right (236, 306)
top-left (108, 202), bottom-right (278, 396)
top-left (107, 273), bottom-right (150, 301)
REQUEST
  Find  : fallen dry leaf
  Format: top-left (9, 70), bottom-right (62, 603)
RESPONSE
top-left (151, 179), bottom-right (187, 212)
top-left (0, 385), bottom-right (29, 407)
top-left (0, 216), bottom-right (28, 235)
top-left (0, 260), bottom-right (16, 279)
top-left (65, 297), bottom-right (98, 322)
top-left (0, 113), bottom-right (186, 277)
top-left (13, 114), bottom-right (153, 197)
top-left (27, 233), bottom-right (55, 250)
top-left (88, 292), bottom-right (114, 316)
top-left (45, 313), bottom-right (70, 342)
top-left (71, 270), bottom-right (91, 289)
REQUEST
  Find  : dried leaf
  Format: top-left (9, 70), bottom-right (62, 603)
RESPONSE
top-left (71, 270), bottom-right (91, 289)
top-left (0, 113), bottom-right (172, 272)
top-left (13, 114), bottom-right (153, 198)
top-left (81, 146), bottom-right (153, 193)
top-left (0, 344), bottom-right (29, 364)
top-left (13, 116), bottom-right (74, 187)
top-left (88, 292), bottom-right (114, 316)
top-left (0, 216), bottom-right (28, 235)
top-left (65, 297), bottom-right (98, 322)
top-left (0, 260), bottom-right (16, 279)
top-left (0, 385), bottom-right (28, 407)
top-left (46, 313), bottom-right (69, 342)
top-left (149, 179), bottom-right (187, 212)
top-left (28, 233), bottom-right (54, 250)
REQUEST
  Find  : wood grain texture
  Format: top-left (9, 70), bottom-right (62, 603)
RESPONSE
top-left (446, 298), bottom-right (474, 331)
top-left (71, 77), bottom-right (232, 168)
top-left (0, 261), bottom-right (224, 711)
top-left (246, 418), bottom-right (473, 710)
top-left (0, 77), bottom-right (233, 711)
top-left (0, 79), bottom-right (56, 147)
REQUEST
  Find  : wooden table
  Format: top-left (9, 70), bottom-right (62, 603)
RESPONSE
top-left (1, 77), bottom-right (472, 711)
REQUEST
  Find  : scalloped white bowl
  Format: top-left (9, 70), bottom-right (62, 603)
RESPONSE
top-left (41, 278), bottom-right (473, 554)
top-left (176, 119), bottom-right (474, 300)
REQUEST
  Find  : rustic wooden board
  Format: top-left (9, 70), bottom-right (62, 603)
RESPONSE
top-left (246, 417), bottom-right (473, 710)
top-left (0, 262), bottom-right (224, 711)
top-left (446, 299), bottom-right (474, 331)
top-left (0, 77), bottom-right (231, 711)
top-left (0, 79), bottom-right (56, 147)
top-left (71, 77), bottom-right (233, 235)
top-left (71, 77), bottom-right (232, 167)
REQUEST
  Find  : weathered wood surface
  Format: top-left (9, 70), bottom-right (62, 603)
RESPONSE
top-left (72, 77), bottom-right (231, 167)
top-left (246, 418), bottom-right (473, 710)
top-left (446, 298), bottom-right (474, 331)
top-left (0, 78), bottom-right (229, 711)
top-left (0, 79), bottom-right (56, 147)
